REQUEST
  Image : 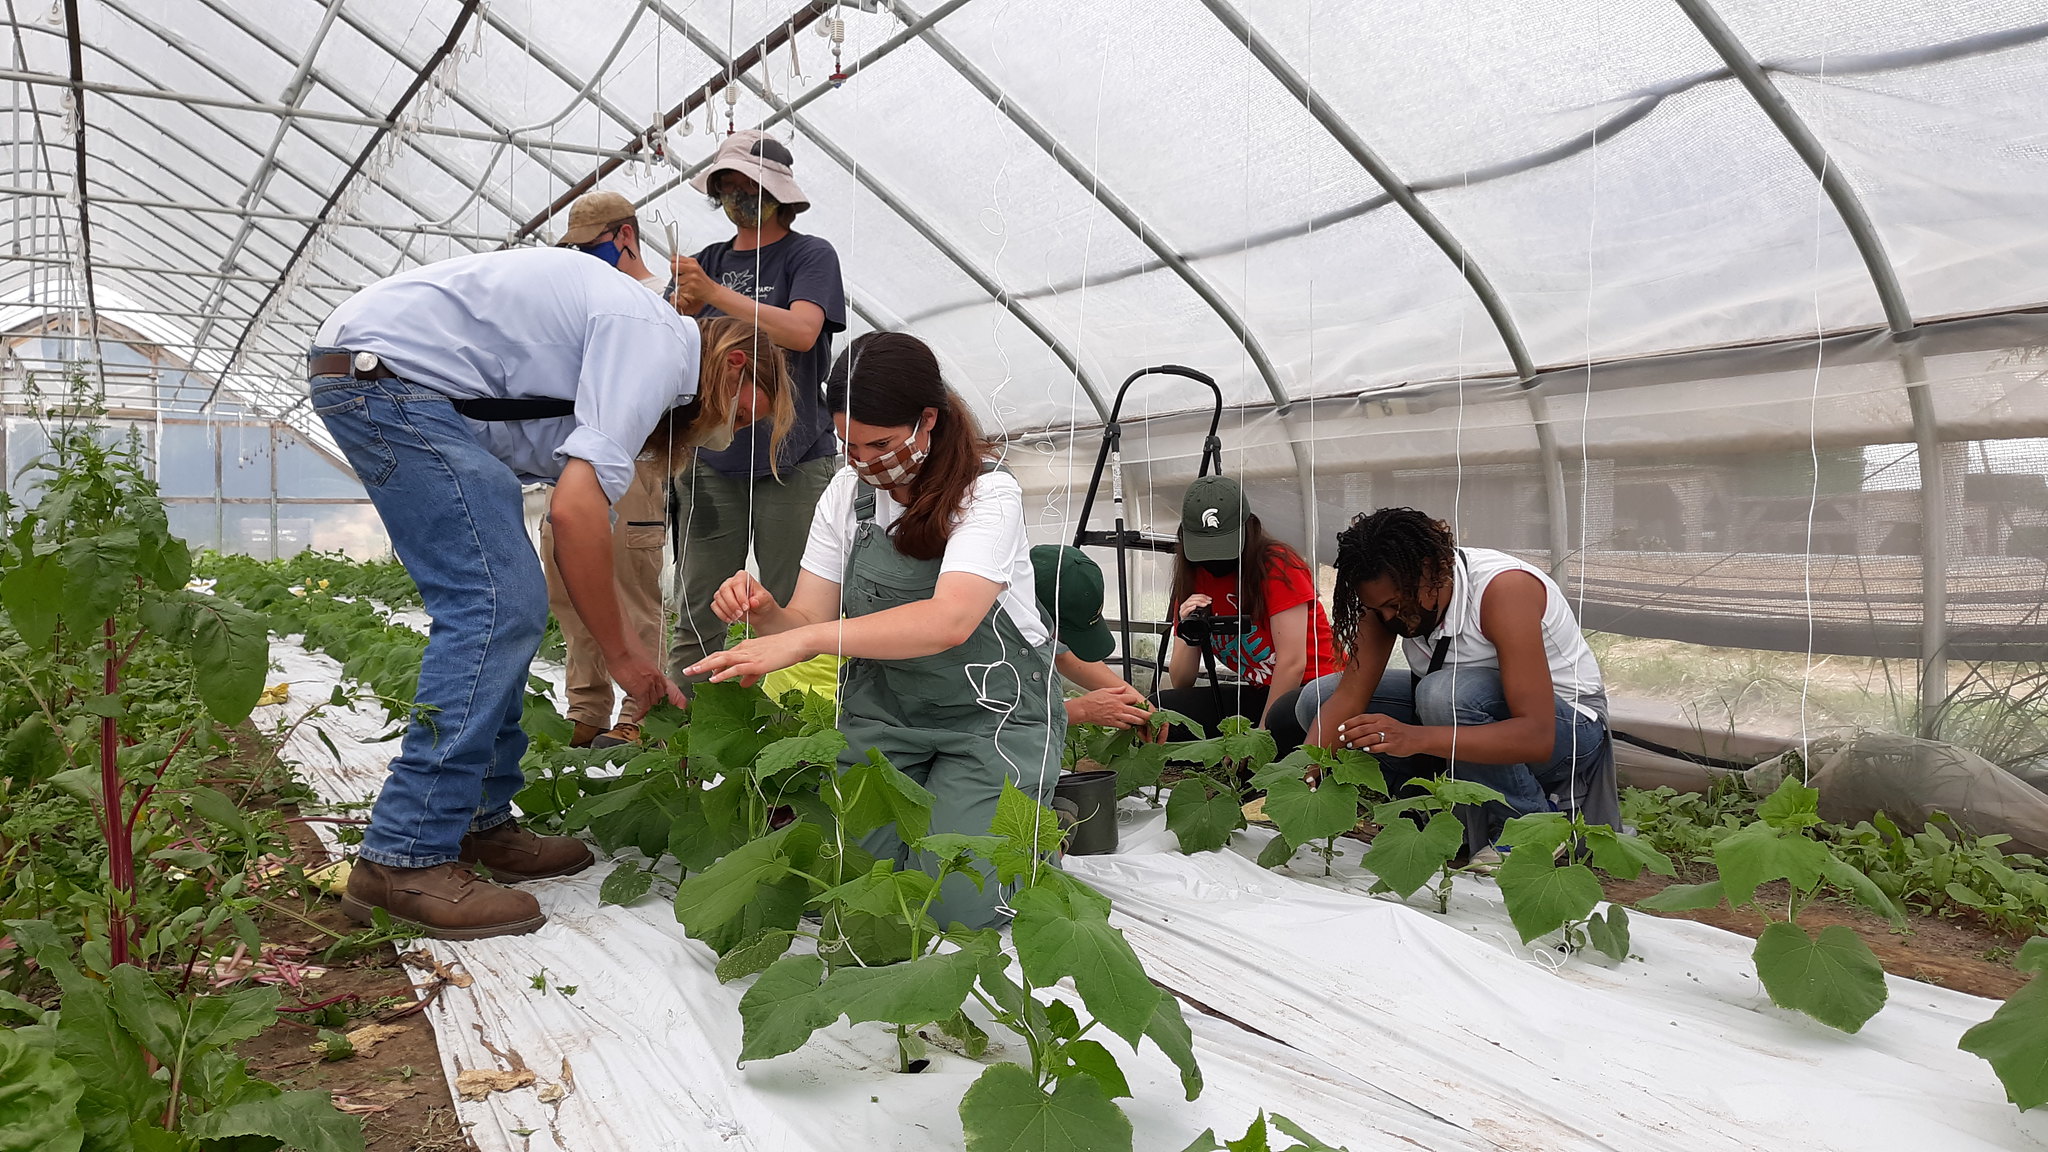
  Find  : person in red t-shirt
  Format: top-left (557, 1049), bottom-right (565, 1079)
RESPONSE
top-left (1157, 475), bottom-right (1338, 752)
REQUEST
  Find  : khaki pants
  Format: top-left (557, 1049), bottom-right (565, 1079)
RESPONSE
top-left (667, 455), bottom-right (838, 687)
top-left (540, 459), bottom-right (670, 729)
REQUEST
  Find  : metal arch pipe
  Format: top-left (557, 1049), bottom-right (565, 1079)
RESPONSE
top-left (1673, 0), bottom-right (1948, 734)
top-left (0, 182), bottom-right (517, 242)
top-left (11, 28), bottom-right (448, 283)
top-left (80, 0), bottom-right (506, 261)
top-left (1194, 0), bottom-right (1571, 577)
top-left (213, 0), bottom-right (486, 399)
top-left (886, 0), bottom-right (1318, 543)
top-left (664, 20), bottom-right (1113, 422)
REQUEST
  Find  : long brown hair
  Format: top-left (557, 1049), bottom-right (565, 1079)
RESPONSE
top-left (1169, 510), bottom-right (1311, 631)
top-left (826, 331), bottom-right (989, 561)
top-left (642, 315), bottom-right (796, 477)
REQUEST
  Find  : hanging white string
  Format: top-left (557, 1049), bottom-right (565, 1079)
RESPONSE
top-left (1799, 37), bottom-right (1836, 777)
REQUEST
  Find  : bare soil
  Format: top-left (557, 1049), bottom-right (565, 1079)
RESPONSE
top-left (236, 810), bottom-right (477, 1152)
top-left (1606, 871), bottom-right (2030, 1000)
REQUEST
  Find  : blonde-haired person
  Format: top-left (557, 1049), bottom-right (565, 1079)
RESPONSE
top-left (308, 247), bottom-right (791, 940)
top-left (688, 331), bottom-right (1059, 930)
top-left (539, 311), bottom-right (796, 747)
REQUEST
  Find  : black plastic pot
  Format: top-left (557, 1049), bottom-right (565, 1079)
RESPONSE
top-left (1054, 769), bottom-right (1119, 856)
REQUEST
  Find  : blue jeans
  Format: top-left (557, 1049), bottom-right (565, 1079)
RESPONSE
top-left (311, 363), bottom-right (547, 868)
top-left (1299, 667), bottom-right (1607, 820)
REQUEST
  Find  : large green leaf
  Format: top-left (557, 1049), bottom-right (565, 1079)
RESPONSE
top-left (1960, 939), bottom-right (2048, 1109)
top-left (686, 681), bottom-right (780, 774)
top-left (1634, 880), bottom-right (1725, 913)
top-left (0, 714), bottom-right (65, 787)
top-left (1057, 1039), bottom-right (1132, 1100)
top-left (1497, 813), bottom-right (1575, 859)
top-left (1165, 779), bottom-right (1244, 855)
top-left (715, 930), bottom-right (796, 984)
top-left (816, 860), bottom-right (939, 926)
top-left (1421, 777), bottom-right (1508, 809)
top-left (1259, 776), bottom-right (1360, 849)
top-left (1011, 887), bottom-right (1160, 1046)
top-left (1713, 823), bottom-right (1830, 907)
top-left (1320, 748), bottom-right (1385, 795)
top-left (1819, 855), bottom-right (1906, 928)
top-left (6, 929), bottom-right (166, 1147)
top-left (597, 863), bottom-right (655, 907)
top-left (1494, 857), bottom-right (1604, 944)
top-left (755, 729), bottom-right (848, 784)
top-left (820, 947), bottom-right (982, 1030)
top-left (959, 1062), bottom-right (1132, 1152)
top-left (834, 749), bottom-right (937, 843)
top-left (736, 953), bottom-right (835, 1062)
top-left (0, 551), bottom-right (64, 648)
top-left (990, 780), bottom-right (1066, 883)
top-left (1144, 995), bottom-right (1204, 1102)
top-left (0, 1028), bottom-right (85, 1152)
top-left (1360, 812), bottom-right (1465, 899)
top-left (668, 777), bottom-right (749, 873)
top-left (56, 530), bottom-right (138, 633)
top-left (673, 821), bottom-right (821, 943)
top-left (108, 968), bottom-right (279, 1062)
top-left (1586, 906), bottom-right (1631, 961)
top-left (1752, 921), bottom-right (1888, 1033)
top-left (182, 1089), bottom-right (365, 1152)
top-left (1112, 742), bottom-right (1169, 797)
top-left (1757, 776), bottom-right (1823, 831)
top-left (1581, 825), bottom-right (1677, 881)
top-left (179, 596), bottom-right (270, 725)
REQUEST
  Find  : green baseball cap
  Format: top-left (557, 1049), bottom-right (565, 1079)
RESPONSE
top-left (1030, 545), bottom-right (1115, 663)
top-left (1179, 474), bottom-right (1247, 563)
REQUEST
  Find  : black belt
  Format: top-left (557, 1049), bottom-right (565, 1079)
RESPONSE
top-left (307, 350), bottom-right (575, 422)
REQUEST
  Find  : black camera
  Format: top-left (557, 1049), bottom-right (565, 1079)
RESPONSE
top-left (1174, 605), bottom-right (1250, 646)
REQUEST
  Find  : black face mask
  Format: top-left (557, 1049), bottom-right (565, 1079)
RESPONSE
top-left (1196, 558), bottom-right (1239, 577)
top-left (1382, 601), bottom-right (1444, 639)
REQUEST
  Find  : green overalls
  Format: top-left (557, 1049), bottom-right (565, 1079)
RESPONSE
top-left (836, 471), bottom-right (1061, 930)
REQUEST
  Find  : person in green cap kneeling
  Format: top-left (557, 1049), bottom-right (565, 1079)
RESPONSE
top-left (687, 332), bottom-right (1060, 930)
top-left (1030, 544), bottom-right (1150, 730)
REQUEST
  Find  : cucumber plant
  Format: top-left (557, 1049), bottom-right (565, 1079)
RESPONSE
top-left (1250, 745), bottom-right (1385, 875)
top-left (1491, 811), bottom-right (1676, 960)
top-left (1165, 717), bottom-right (1275, 853)
top-left (1359, 776), bottom-right (1508, 913)
top-left (1959, 935), bottom-right (2048, 1109)
top-left (1184, 1111), bottom-right (1351, 1152)
top-left (1637, 775), bottom-right (1904, 1032)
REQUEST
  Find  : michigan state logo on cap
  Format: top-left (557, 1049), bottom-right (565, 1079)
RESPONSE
top-left (1201, 508), bottom-right (1220, 529)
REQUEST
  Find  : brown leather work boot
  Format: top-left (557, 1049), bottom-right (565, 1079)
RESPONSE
top-left (569, 721), bottom-right (604, 748)
top-left (459, 820), bottom-right (595, 882)
top-left (340, 860), bottom-right (545, 940)
top-left (589, 722), bottom-right (640, 750)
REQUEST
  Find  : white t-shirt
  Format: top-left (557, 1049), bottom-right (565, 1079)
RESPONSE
top-left (1402, 547), bottom-right (1606, 720)
top-left (799, 466), bottom-right (1050, 647)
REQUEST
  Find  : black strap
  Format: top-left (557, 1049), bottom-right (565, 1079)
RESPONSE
top-left (1426, 635), bottom-right (1453, 676)
top-left (449, 397), bottom-right (576, 421)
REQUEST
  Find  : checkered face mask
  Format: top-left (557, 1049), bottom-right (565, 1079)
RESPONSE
top-left (851, 436), bottom-right (927, 490)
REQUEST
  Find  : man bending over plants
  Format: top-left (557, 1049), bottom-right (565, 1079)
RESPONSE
top-left (1301, 507), bottom-right (1621, 852)
top-left (308, 247), bottom-right (794, 938)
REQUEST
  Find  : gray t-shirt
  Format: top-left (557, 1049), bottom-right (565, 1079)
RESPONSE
top-left (692, 232), bottom-right (846, 478)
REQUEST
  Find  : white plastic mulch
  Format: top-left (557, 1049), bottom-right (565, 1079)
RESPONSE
top-left (260, 635), bottom-right (2048, 1152)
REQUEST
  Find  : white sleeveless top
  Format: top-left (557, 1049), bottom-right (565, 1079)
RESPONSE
top-left (1401, 548), bottom-right (1605, 720)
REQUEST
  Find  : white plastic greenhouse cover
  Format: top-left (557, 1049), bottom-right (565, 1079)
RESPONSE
top-left (2, 1), bottom-right (2044, 429)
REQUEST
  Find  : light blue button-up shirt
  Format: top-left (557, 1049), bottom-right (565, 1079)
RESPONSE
top-left (314, 247), bottom-right (699, 502)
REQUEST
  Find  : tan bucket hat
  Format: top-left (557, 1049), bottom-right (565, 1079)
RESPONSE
top-left (689, 130), bottom-right (809, 213)
top-left (557, 189), bottom-right (639, 247)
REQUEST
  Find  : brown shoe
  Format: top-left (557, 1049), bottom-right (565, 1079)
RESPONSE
top-left (589, 722), bottom-right (641, 750)
top-left (340, 860), bottom-right (545, 940)
top-left (569, 721), bottom-right (604, 748)
top-left (460, 820), bottom-right (595, 882)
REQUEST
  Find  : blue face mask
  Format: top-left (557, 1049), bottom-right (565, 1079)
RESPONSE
top-left (576, 238), bottom-right (624, 267)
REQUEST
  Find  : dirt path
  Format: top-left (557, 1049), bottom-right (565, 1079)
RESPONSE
top-left (236, 812), bottom-right (477, 1152)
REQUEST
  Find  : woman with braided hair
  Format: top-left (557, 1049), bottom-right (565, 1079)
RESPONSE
top-left (1299, 507), bottom-right (1620, 849)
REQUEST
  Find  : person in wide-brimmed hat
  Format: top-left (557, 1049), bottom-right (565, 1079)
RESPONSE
top-left (665, 129), bottom-right (847, 695)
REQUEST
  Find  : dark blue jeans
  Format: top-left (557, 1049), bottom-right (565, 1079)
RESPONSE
top-left (1320, 667), bottom-right (1609, 821)
top-left (311, 362), bottom-right (548, 868)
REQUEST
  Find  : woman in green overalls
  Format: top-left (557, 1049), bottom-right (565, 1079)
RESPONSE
top-left (686, 331), bottom-right (1060, 929)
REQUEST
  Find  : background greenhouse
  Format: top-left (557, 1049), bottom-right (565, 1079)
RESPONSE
top-left (5, 1), bottom-right (2048, 1150)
